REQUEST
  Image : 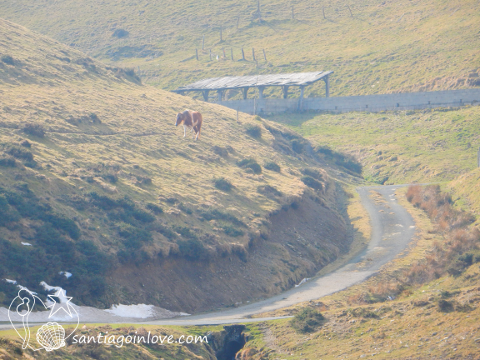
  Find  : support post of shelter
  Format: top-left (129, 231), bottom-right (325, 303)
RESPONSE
top-left (258, 86), bottom-right (265, 99)
top-left (242, 88), bottom-right (249, 100)
top-left (202, 90), bottom-right (209, 102)
top-left (217, 89), bottom-right (224, 101)
top-left (282, 86), bottom-right (289, 99)
top-left (324, 75), bottom-right (330, 97)
top-left (298, 86), bottom-right (305, 111)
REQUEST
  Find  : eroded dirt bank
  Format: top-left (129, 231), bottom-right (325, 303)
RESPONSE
top-left (108, 185), bottom-right (352, 314)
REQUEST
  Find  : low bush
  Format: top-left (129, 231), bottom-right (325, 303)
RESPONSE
top-left (221, 225), bottom-right (244, 237)
top-left (23, 123), bottom-right (45, 138)
top-left (5, 145), bottom-right (34, 161)
top-left (237, 158), bottom-right (262, 174)
top-left (178, 202), bottom-right (193, 214)
top-left (112, 29), bottom-right (129, 38)
top-left (315, 145), bottom-right (362, 174)
top-left (177, 239), bottom-right (207, 260)
top-left (245, 124), bottom-right (262, 139)
top-left (146, 203), bottom-right (163, 214)
top-left (438, 299), bottom-right (454, 312)
top-left (198, 209), bottom-right (246, 227)
top-left (301, 168), bottom-right (323, 181)
top-left (1, 55), bottom-right (14, 65)
top-left (173, 225), bottom-right (198, 240)
top-left (257, 185), bottom-right (282, 197)
top-left (264, 161), bottom-right (281, 172)
top-left (290, 139), bottom-right (304, 153)
top-left (214, 177), bottom-right (233, 191)
top-left (290, 308), bottom-right (326, 333)
top-left (301, 176), bottom-right (323, 190)
top-left (119, 226), bottom-right (153, 249)
top-left (404, 185), bottom-right (480, 285)
top-left (0, 157), bottom-right (16, 167)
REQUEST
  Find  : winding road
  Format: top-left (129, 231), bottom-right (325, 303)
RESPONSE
top-left (0, 185), bottom-right (416, 329)
top-left (143, 184), bottom-right (416, 326)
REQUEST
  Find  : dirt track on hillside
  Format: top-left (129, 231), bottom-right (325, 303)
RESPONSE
top-left (143, 184), bottom-right (416, 325)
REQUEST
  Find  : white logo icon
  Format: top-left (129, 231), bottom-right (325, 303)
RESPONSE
top-left (8, 288), bottom-right (79, 351)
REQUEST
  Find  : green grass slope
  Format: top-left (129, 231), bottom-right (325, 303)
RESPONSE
top-left (0, 0), bottom-right (478, 97)
top-left (267, 106), bottom-right (480, 184)
top-left (0, 18), bottom-right (354, 310)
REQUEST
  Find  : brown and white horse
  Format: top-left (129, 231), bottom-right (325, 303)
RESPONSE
top-left (175, 110), bottom-right (203, 140)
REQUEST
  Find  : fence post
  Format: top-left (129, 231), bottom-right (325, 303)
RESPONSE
top-left (252, 48), bottom-right (256, 62)
top-left (241, 48), bottom-right (245, 60)
top-left (231, 48), bottom-right (234, 60)
top-left (209, 49), bottom-right (212, 60)
top-left (195, 49), bottom-right (199, 60)
top-left (263, 49), bottom-right (267, 62)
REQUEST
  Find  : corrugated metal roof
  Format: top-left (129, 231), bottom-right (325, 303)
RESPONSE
top-left (174, 71), bottom-right (333, 92)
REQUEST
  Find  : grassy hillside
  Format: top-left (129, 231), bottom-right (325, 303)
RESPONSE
top-left (267, 106), bottom-right (480, 184)
top-left (234, 185), bottom-right (480, 359)
top-left (0, 18), bottom-right (357, 310)
top-left (449, 168), bottom-right (480, 226)
top-left (0, 0), bottom-right (478, 98)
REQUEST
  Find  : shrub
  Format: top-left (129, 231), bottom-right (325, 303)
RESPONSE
top-left (89, 192), bottom-right (118, 210)
top-left (43, 213), bottom-right (81, 240)
top-left (177, 239), bottom-right (207, 260)
top-left (301, 176), bottom-right (323, 190)
top-left (119, 226), bottom-right (152, 249)
top-left (198, 209), bottom-right (246, 227)
top-left (23, 123), bottom-right (45, 138)
top-left (221, 225), bottom-right (244, 237)
top-left (20, 140), bottom-right (31, 148)
top-left (146, 203), bottom-right (163, 214)
top-left (315, 145), bottom-right (362, 174)
top-left (291, 139), bottom-right (304, 153)
top-left (112, 29), bottom-right (129, 38)
top-left (173, 225), bottom-right (198, 240)
top-left (214, 177), bottom-right (233, 191)
top-left (264, 161), bottom-right (280, 172)
top-left (5, 145), bottom-right (34, 162)
top-left (237, 158), bottom-right (262, 174)
top-left (301, 168), bottom-right (322, 181)
top-left (290, 308), bottom-right (326, 333)
top-left (257, 185), bottom-right (282, 197)
top-left (178, 202), bottom-right (193, 214)
top-left (0, 157), bottom-right (16, 167)
top-left (245, 124), bottom-right (262, 139)
top-left (438, 299), bottom-right (454, 312)
top-left (101, 173), bottom-right (118, 183)
top-left (212, 146), bottom-right (229, 157)
top-left (1, 55), bottom-right (14, 66)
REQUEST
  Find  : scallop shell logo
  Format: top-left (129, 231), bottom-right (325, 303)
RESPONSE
top-left (7, 287), bottom-right (79, 352)
top-left (36, 322), bottom-right (66, 352)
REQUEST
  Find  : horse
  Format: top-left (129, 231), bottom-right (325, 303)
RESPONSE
top-left (175, 110), bottom-right (202, 140)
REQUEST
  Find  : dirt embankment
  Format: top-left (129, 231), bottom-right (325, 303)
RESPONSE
top-left (109, 183), bottom-right (351, 314)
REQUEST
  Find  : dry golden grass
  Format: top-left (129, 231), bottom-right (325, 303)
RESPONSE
top-left (0, 0), bottom-right (478, 98)
top-left (0, 18), bottom-right (327, 254)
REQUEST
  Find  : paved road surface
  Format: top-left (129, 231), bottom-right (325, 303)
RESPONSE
top-left (0, 185), bottom-right (416, 329)
top-left (144, 184), bottom-right (416, 326)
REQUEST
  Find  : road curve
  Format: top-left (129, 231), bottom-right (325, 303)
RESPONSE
top-left (0, 185), bottom-right (416, 330)
top-left (143, 184), bottom-right (416, 326)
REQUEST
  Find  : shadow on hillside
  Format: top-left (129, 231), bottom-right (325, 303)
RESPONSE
top-left (262, 111), bottom-right (320, 128)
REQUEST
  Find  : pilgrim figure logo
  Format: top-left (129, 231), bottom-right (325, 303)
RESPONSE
top-left (8, 288), bottom-right (79, 351)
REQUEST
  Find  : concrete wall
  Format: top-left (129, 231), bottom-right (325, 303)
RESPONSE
top-left (215, 88), bottom-right (480, 114)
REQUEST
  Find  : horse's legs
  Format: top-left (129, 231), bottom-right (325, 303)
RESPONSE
top-left (183, 125), bottom-right (186, 137)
